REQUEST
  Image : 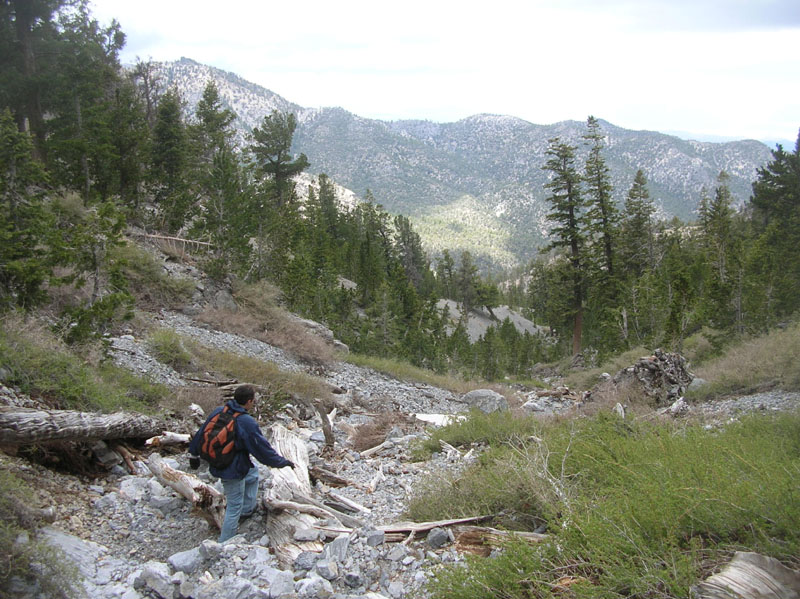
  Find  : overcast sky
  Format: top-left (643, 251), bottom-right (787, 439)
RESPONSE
top-left (90, 0), bottom-right (799, 146)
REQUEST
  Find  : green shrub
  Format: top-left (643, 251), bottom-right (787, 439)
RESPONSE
top-left (414, 410), bottom-right (544, 458)
top-left (416, 411), bottom-right (800, 599)
top-left (0, 314), bottom-right (165, 412)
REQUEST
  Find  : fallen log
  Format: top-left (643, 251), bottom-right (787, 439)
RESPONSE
top-left (262, 424), bottom-right (324, 568)
top-left (454, 525), bottom-right (548, 556)
top-left (0, 408), bottom-right (163, 445)
top-left (146, 453), bottom-right (225, 529)
top-left (313, 525), bottom-right (406, 544)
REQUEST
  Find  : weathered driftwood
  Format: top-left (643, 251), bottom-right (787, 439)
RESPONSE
top-left (378, 515), bottom-right (492, 534)
top-left (145, 432), bottom-right (191, 447)
top-left (0, 408), bottom-right (163, 445)
top-left (327, 490), bottom-right (371, 514)
top-left (290, 393), bottom-right (335, 449)
top-left (692, 552), bottom-right (800, 599)
top-left (262, 424), bottom-right (324, 567)
top-left (146, 453), bottom-right (225, 529)
top-left (309, 465), bottom-right (351, 488)
top-left (454, 525), bottom-right (548, 556)
top-left (291, 492), bottom-right (364, 529)
top-left (368, 464), bottom-right (385, 493)
top-left (439, 439), bottom-right (461, 457)
top-left (313, 525), bottom-right (406, 544)
top-left (360, 440), bottom-right (394, 459)
top-left (111, 443), bottom-right (137, 474)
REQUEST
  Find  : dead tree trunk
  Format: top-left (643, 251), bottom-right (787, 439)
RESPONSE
top-left (0, 408), bottom-right (164, 445)
top-left (147, 453), bottom-right (226, 529)
top-left (262, 424), bottom-right (324, 567)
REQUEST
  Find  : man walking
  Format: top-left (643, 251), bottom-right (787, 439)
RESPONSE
top-left (189, 385), bottom-right (294, 542)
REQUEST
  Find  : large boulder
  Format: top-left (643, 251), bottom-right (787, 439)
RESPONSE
top-left (461, 389), bottom-right (508, 413)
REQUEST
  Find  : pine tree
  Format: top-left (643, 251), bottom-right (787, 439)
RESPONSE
top-left (150, 88), bottom-right (190, 232)
top-left (698, 171), bottom-right (738, 328)
top-left (583, 116), bottom-right (618, 279)
top-left (746, 131), bottom-right (800, 322)
top-left (130, 58), bottom-right (162, 130)
top-left (191, 80), bottom-right (235, 167)
top-left (619, 170), bottom-right (656, 277)
top-left (0, 108), bottom-right (50, 307)
top-left (249, 110), bottom-right (309, 208)
top-left (44, 4), bottom-right (125, 201)
top-left (455, 250), bottom-right (479, 314)
top-left (435, 250), bottom-right (455, 299)
top-left (542, 137), bottom-right (586, 355)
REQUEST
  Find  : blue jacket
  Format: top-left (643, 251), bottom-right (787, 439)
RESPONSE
top-left (189, 400), bottom-right (291, 480)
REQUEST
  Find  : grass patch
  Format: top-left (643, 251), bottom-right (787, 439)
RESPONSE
top-left (196, 280), bottom-right (334, 367)
top-left (345, 353), bottom-right (475, 394)
top-left (689, 321), bottom-right (800, 399)
top-left (183, 341), bottom-right (331, 412)
top-left (0, 314), bottom-right (166, 412)
top-left (147, 328), bottom-right (192, 371)
top-left (0, 467), bottom-right (80, 599)
top-left (411, 410), bottom-right (800, 599)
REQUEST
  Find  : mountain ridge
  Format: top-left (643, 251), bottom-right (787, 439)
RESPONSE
top-left (157, 57), bottom-right (774, 267)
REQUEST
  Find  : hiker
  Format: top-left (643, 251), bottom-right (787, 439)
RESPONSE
top-left (189, 384), bottom-right (295, 542)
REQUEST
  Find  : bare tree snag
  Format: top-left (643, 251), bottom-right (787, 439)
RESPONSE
top-left (262, 424), bottom-right (324, 568)
top-left (0, 408), bottom-right (164, 445)
top-left (288, 393), bottom-right (334, 449)
top-left (146, 453), bottom-right (225, 529)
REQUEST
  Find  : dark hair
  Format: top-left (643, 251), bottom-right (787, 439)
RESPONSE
top-left (233, 385), bottom-right (255, 405)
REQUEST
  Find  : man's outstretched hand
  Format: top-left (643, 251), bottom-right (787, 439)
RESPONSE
top-left (283, 460), bottom-right (295, 469)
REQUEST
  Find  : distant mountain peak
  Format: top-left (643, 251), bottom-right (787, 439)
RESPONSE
top-left (158, 58), bottom-right (773, 269)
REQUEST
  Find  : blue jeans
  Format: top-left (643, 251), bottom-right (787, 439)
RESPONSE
top-left (218, 466), bottom-right (259, 543)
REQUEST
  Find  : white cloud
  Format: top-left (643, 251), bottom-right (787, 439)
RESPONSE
top-left (91, 0), bottom-right (800, 143)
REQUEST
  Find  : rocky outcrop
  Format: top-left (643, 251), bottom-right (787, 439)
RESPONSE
top-left (612, 348), bottom-right (694, 406)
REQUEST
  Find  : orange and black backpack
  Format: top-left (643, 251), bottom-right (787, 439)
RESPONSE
top-left (199, 406), bottom-right (242, 469)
